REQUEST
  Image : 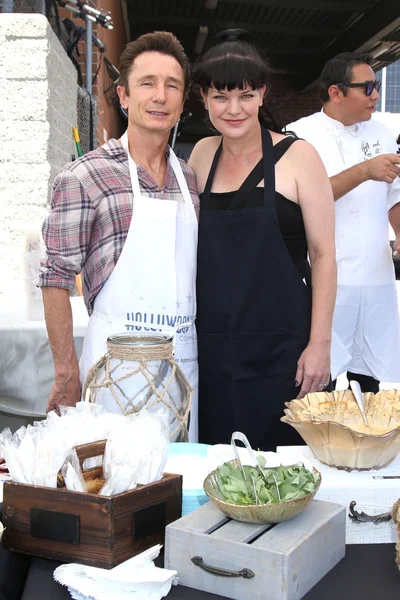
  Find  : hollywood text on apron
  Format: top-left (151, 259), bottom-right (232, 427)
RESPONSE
top-left (79, 131), bottom-right (199, 440)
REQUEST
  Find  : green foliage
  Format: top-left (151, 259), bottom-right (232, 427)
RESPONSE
top-left (214, 460), bottom-right (319, 506)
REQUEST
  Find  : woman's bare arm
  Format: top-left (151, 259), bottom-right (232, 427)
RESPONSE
top-left (292, 140), bottom-right (337, 397)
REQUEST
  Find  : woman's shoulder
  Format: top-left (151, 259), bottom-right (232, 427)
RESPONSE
top-left (188, 136), bottom-right (222, 192)
top-left (188, 135), bottom-right (221, 178)
top-left (190, 135), bottom-right (221, 164)
top-left (271, 132), bottom-right (320, 161)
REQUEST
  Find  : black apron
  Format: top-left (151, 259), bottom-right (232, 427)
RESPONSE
top-left (196, 128), bottom-right (312, 451)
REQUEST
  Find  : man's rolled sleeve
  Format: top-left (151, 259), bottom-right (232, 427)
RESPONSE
top-left (39, 168), bottom-right (95, 289)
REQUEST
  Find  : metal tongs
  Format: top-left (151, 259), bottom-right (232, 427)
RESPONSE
top-left (349, 380), bottom-right (369, 428)
top-left (231, 432), bottom-right (281, 502)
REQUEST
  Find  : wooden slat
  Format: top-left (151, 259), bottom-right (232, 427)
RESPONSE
top-left (74, 440), bottom-right (107, 470)
top-left (211, 520), bottom-right (272, 543)
top-left (171, 501), bottom-right (229, 533)
top-left (251, 500), bottom-right (343, 552)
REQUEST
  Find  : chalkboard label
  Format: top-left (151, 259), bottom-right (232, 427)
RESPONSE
top-left (30, 508), bottom-right (80, 545)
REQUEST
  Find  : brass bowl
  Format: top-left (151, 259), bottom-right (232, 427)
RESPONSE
top-left (203, 461), bottom-right (321, 524)
top-left (281, 390), bottom-right (400, 471)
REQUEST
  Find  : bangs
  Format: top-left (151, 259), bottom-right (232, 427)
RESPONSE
top-left (194, 53), bottom-right (268, 91)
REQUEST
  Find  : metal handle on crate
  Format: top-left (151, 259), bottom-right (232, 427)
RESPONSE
top-left (191, 556), bottom-right (255, 579)
top-left (348, 501), bottom-right (392, 524)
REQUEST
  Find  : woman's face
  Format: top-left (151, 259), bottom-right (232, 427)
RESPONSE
top-left (202, 84), bottom-right (265, 138)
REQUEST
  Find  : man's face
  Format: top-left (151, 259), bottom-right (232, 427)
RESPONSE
top-left (340, 63), bottom-right (380, 125)
top-left (117, 51), bottom-right (185, 134)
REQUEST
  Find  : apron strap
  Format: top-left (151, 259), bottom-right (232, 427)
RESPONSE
top-left (121, 130), bottom-right (195, 222)
top-left (169, 149), bottom-right (192, 205)
top-left (203, 131), bottom-right (300, 210)
top-left (229, 136), bottom-right (299, 209)
top-left (261, 127), bottom-right (276, 209)
top-left (169, 149), bottom-right (197, 222)
top-left (227, 159), bottom-right (263, 210)
top-left (274, 135), bottom-right (298, 160)
top-left (203, 140), bottom-right (223, 201)
top-left (120, 131), bottom-right (141, 198)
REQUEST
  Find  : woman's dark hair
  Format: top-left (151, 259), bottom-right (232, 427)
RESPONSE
top-left (319, 52), bottom-right (373, 103)
top-left (193, 29), bottom-right (283, 133)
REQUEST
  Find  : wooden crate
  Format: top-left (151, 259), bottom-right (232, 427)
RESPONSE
top-left (2, 440), bottom-right (182, 568)
top-left (165, 500), bottom-right (345, 600)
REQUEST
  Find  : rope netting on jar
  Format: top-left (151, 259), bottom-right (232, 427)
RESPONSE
top-left (83, 336), bottom-right (192, 441)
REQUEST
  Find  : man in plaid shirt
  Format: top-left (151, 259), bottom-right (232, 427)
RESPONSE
top-left (39, 31), bottom-right (200, 437)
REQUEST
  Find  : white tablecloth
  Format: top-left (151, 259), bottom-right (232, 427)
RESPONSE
top-left (0, 298), bottom-right (89, 417)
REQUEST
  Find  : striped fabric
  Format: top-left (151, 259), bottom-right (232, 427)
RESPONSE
top-left (39, 138), bottom-right (199, 314)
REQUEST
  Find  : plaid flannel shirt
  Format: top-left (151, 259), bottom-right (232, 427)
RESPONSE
top-left (39, 139), bottom-right (199, 314)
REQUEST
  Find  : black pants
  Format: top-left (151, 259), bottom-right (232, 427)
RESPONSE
top-left (333, 371), bottom-right (380, 394)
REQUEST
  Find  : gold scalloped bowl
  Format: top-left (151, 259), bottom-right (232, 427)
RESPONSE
top-left (281, 390), bottom-right (400, 471)
top-left (203, 461), bottom-right (321, 524)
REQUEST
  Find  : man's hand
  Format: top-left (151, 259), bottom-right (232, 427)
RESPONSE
top-left (295, 341), bottom-right (331, 399)
top-left (364, 154), bottom-right (400, 184)
top-left (46, 369), bottom-right (81, 414)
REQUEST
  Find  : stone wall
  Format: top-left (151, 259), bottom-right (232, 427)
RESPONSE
top-left (0, 13), bottom-right (77, 315)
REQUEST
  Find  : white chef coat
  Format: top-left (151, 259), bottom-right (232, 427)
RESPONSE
top-left (80, 132), bottom-right (199, 440)
top-left (287, 110), bottom-right (400, 381)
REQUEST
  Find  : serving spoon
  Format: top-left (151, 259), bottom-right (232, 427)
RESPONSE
top-left (231, 431), bottom-right (281, 501)
top-left (349, 380), bottom-right (369, 428)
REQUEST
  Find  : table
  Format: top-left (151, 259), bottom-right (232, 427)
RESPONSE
top-left (0, 543), bottom-right (396, 600)
top-left (0, 297), bottom-right (88, 428)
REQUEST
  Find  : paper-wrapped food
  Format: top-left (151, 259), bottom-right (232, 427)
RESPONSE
top-left (99, 406), bottom-right (169, 496)
top-left (0, 402), bottom-right (115, 488)
top-left (0, 402), bottom-right (170, 495)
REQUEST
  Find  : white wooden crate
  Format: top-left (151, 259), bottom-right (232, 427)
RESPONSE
top-left (165, 499), bottom-right (345, 600)
top-left (277, 446), bottom-right (400, 544)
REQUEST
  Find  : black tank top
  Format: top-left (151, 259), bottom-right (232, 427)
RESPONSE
top-left (199, 136), bottom-right (309, 280)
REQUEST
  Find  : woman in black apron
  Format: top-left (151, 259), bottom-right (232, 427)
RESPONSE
top-left (190, 29), bottom-right (336, 451)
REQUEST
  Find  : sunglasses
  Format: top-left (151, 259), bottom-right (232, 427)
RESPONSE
top-left (336, 80), bottom-right (382, 96)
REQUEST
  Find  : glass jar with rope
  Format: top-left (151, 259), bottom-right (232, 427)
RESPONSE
top-left (83, 333), bottom-right (192, 441)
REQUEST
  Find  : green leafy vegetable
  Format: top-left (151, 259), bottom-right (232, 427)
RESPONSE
top-left (214, 460), bottom-right (319, 506)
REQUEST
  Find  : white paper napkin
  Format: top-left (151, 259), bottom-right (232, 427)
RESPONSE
top-left (54, 545), bottom-right (178, 600)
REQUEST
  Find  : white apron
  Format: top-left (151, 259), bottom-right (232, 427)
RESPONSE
top-left (287, 111), bottom-right (400, 381)
top-left (80, 132), bottom-right (199, 440)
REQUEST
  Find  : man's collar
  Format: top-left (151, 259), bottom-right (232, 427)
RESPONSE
top-left (102, 138), bottom-right (126, 157)
top-left (102, 138), bottom-right (171, 160)
top-left (320, 108), bottom-right (359, 134)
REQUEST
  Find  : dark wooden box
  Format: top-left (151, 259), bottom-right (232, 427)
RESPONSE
top-left (2, 441), bottom-right (182, 568)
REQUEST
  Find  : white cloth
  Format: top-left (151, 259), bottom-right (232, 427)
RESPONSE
top-left (53, 544), bottom-right (178, 600)
top-left (80, 132), bottom-right (199, 440)
top-left (287, 111), bottom-right (400, 381)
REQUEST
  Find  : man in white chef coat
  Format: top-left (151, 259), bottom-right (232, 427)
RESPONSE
top-left (287, 52), bottom-right (400, 392)
top-left (39, 32), bottom-right (199, 439)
